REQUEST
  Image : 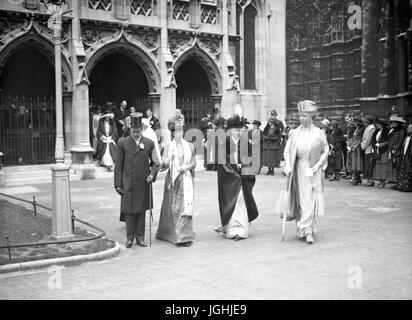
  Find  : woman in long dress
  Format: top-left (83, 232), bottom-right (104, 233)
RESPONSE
top-left (398, 123), bottom-right (412, 192)
top-left (348, 118), bottom-right (365, 185)
top-left (214, 115), bottom-right (259, 241)
top-left (96, 111), bottom-right (117, 171)
top-left (276, 100), bottom-right (329, 244)
top-left (262, 117), bottom-right (282, 175)
top-left (156, 113), bottom-right (196, 247)
top-left (370, 118), bottom-right (389, 188)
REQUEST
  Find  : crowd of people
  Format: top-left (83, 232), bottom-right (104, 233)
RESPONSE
top-left (86, 99), bottom-right (411, 248)
top-left (89, 100), bottom-right (161, 171)
top-left (319, 105), bottom-right (412, 192)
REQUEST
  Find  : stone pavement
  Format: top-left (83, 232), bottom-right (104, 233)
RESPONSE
top-left (0, 169), bottom-right (411, 299)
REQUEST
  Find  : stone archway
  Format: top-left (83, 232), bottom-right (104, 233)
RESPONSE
top-left (85, 33), bottom-right (161, 95)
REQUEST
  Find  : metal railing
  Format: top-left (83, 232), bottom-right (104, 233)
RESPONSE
top-left (0, 193), bottom-right (106, 262)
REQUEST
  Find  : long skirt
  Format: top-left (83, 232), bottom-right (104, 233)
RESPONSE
top-left (363, 153), bottom-right (374, 180)
top-left (372, 151), bottom-right (389, 181)
top-left (262, 148), bottom-right (281, 167)
top-left (222, 189), bottom-right (251, 239)
top-left (156, 172), bottom-right (195, 245)
top-left (386, 158), bottom-right (399, 183)
top-left (295, 158), bottom-right (325, 237)
top-left (398, 163), bottom-right (412, 192)
top-left (351, 147), bottom-right (363, 171)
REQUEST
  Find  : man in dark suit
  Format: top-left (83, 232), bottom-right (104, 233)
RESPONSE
top-left (113, 100), bottom-right (130, 141)
top-left (114, 112), bottom-right (160, 248)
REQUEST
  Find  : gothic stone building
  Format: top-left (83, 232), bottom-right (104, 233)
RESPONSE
top-left (0, 0), bottom-right (286, 173)
top-left (286, 0), bottom-right (412, 125)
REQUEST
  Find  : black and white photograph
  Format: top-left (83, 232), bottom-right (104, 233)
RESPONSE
top-left (0, 0), bottom-right (411, 306)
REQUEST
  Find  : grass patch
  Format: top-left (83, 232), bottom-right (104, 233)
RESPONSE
top-left (0, 200), bottom-right (116, 266)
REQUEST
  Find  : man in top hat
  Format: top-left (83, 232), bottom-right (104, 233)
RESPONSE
top-left (361, 115), bottom-right (376, 186)
top-left (114, 112), bottom-right (160, 248)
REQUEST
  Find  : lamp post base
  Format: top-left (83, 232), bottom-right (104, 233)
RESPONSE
top-left (51, 164), bottom-right (74, 239)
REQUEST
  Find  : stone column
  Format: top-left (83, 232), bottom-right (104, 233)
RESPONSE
top-left (159, 0), bottom-right (176, 145)
top-left (51, 166), bottom-right (73, 239)
top-left (63, 91), bottom-right (73, 165)
top-left (70, 0), bottom-right (95, 179)
top-left (379, 0), bottom-right (397, 96)
top-left (220, 0), bottom-right (238, 118)
top-left (361, 0), bottom-right (380, 98)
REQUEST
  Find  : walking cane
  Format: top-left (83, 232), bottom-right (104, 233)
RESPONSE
top-left (149, 182), bottom-right (153, 247)
top-left (282, 174), bottom-right (291, 242)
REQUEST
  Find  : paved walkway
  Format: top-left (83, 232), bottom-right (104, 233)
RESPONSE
top-left (0, 169), bottom-right (411, 299)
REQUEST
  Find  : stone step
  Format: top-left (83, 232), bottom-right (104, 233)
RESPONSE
top-left (2, 164), bottom-right (52, 173)
top-left (1, 174), bottom-right (80, 187)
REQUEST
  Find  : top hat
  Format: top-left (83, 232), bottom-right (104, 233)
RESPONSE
top-left (297, 100), bottom-right (318, 113)
top-left (362, 115), bottom-right (374, 124)
top-left (130, 112), bottom-right (143, 129)
top-left (252, 120), bottom-right (262, 126)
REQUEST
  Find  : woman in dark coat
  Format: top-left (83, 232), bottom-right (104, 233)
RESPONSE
top-left (262, 116), bottom-right (283, 175)
top-left (371, 118), bottom-right (390, 188)
top-left (347, 118), bottom-right (365, 185)
top-left (96, 112), bottom-right (118, 171)
top-left (387, 116), bottom-right (406, 189)
top-left (214, 115), bottom-right (259, 241)
top-left (327, 120), bottom-right (345, 181)
top-left (398, 123), bottom-right (412, 192)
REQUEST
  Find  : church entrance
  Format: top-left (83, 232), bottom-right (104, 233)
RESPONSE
top-left (89, 52), bottom-right (150, 112)
top-left (0, 46), bottom-right (56, 166)
top-left (175, 58), bottom-right (213, 129)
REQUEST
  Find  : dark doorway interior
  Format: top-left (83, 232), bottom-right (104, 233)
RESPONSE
top-left (89, 53), bottom-right (149, 112)
top-left (175, 58), bottom-right (213, 129)
top-left (0, 46), bottom-right (56, 166)
top-left (0, 46), bottom-right (55, 96)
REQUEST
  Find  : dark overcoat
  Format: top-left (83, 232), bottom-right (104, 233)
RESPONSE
top-left (114, 135), bottom-right (159, 221)
top-left (95, 119), bottom-right (117, 161)
top-left (217, 136), bottom-right (259, 226)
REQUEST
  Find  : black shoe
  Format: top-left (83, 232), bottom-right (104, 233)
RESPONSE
top-left (126, 240), bottom-right (133, 249)
top-left (136, 239), bottom-right (147, 247)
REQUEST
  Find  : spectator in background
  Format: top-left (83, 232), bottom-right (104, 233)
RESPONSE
top-left (348, 118), bottom-right (365, 186)
top-left (96, 110), bottom-right (117, 171)
top-left (370, 118), bottom-right (390, 188)
top-left (361, 115), bottom-right (376, 186)
top-left (327, 120), bottom-right (345, 181)
top-left (113, 100), bottom-right (130, 141)
top-left (387, 115), bottom-right (406, 189)
top-left (398, 123), bottom-right (412, 192)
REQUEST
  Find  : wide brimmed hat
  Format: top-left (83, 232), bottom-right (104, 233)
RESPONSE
top-left (353, 118), bottom-right (363, 125)
top-left (270, 109), bottom-right (278, 116)
top-left (362, 115), bottom-right (374, 124)
top-left (130, 112), bottom-right (143, 129)
top-left (252, 120), bottom-right (262, 126)
top-left (101, 111), bottom-right (114, 119)
top-left (297, 100), bottom-right (318, 113)
top-left (374, 117), bottom-right (389, 126)
top-left (321, 119), bottom-right (331, 127)
top-left (330, 120), bottom-right (339, 127)
top-left (389, 115), bottom-right (406, 123)
top-left (227, 115), bottom-right (245, 129)
top-left (289, 118), bottom-right (300, 124)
